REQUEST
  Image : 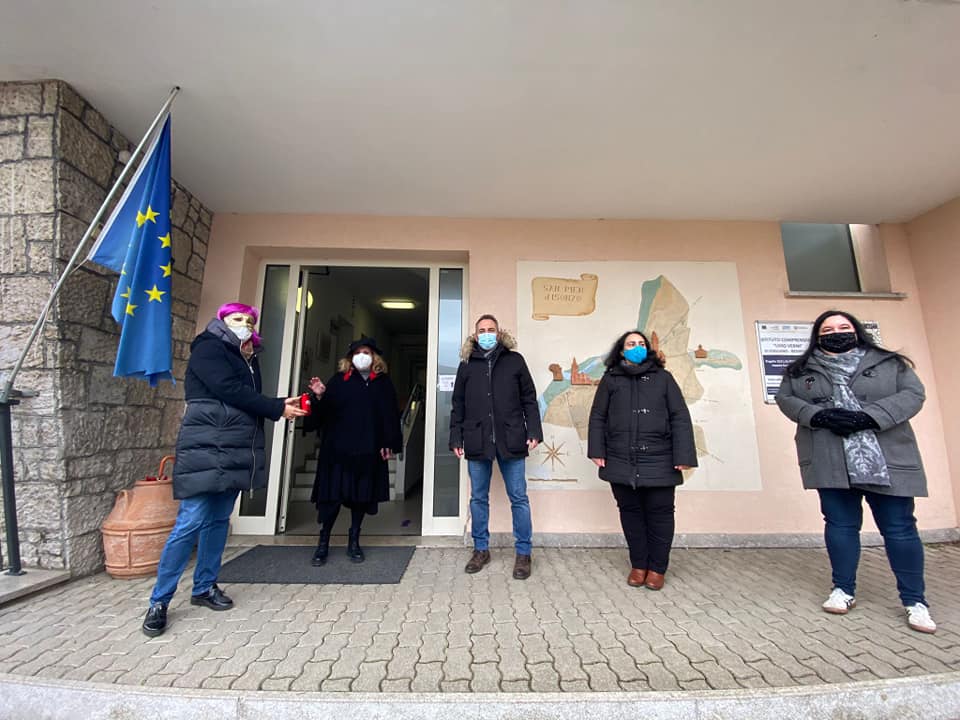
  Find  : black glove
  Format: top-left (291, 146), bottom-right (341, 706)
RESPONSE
top-left (810, 409), bottom-right (879, 436)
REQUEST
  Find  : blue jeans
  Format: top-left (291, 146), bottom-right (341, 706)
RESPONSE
top-left (150, 489), bottom-right (239, 605)
top-left (818, 488), bottom-right (927, 607)
top-left (468, 454), bottom-right (532, 555)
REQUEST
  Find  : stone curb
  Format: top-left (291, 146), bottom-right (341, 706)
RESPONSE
top-left (1, 670), bottom-right (958, 720)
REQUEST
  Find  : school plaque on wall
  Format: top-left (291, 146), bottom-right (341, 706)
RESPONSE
top-left (756, 321), bottom-right (881, 404)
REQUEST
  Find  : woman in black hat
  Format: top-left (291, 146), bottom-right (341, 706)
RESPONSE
top-left (305, 337), bottom-right (403, 565)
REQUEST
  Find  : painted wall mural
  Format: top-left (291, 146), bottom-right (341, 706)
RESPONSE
top-left (517, 261), bottom-right (762, 491)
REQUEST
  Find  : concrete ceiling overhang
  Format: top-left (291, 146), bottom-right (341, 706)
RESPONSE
top-left (2, 0), bottom-right (960, 223)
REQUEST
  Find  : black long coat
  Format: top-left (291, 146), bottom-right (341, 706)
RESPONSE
top-left (173, 321), bottom-right (286, 499)
top-left (587, 361), bottom-right (697, 488)
top-left (449, 333), bottom-right (543, 461)
top-left (306, 369), bottom-right (403, 507)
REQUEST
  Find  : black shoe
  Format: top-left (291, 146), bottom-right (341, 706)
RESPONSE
top-left (142, 602), bottom-right (168, 637)
top-left (190, 583), bottom-right (234, 611)
top-left (347, 528), bottom-right (365, 563)
top-left (312, 532), bottom-right (330, 567)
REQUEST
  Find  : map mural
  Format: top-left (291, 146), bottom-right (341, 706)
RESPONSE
top-left (518, 261), bottom-right (762, 491)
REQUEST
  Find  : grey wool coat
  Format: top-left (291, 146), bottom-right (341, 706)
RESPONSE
top-left (775, 347), bottom-right (927, 497)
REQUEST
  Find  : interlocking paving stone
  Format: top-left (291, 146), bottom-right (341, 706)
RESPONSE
top-left (0, 545), bottom-right (958, 696)
top-left (469, 661), bottom-right (501, 692)
top-left (351, 660), bottom-right (387, 692)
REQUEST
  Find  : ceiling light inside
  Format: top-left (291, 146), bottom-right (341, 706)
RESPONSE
top-left (381, 299), bottom-right (415, 310)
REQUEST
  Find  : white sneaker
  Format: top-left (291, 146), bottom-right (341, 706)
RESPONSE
top-left (905, 603), bottom-right (937, 634)
top-left (822, 588), bottom-right (856, 615)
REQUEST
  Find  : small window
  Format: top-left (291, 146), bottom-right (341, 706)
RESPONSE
top-left (781, 223), bottom-right (861, 292)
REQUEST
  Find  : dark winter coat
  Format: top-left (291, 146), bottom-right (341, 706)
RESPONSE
top-left (305, 369), bottom-right (404, 461)
top-left (173, 320), bottom-right (286, 500)
top-left (587, 361), bottom-right (697, 488)
top-left (775, 347), bottom-right (927, 497)
top-left (449, 332), bottom-right (544, 461)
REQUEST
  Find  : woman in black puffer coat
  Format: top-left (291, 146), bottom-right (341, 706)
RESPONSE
top-left (142, 303), bottom-right (305, 639)
top-left (587, 330), bottom-right (697, 591)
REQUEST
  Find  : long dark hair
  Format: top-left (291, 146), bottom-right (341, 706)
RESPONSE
top-left (604, 330), bottom-right (664, 369)
top-left (785, 309), bottom-right (912, 377)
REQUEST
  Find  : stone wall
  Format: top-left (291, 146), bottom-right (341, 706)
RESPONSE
top-left (0, 80), bottom-right (211, 574)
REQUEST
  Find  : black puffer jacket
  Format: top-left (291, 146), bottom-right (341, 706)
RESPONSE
top-left (173, 320), bottom-right (286, 499)
top-left (587, 361), bottom-right (697, 488)
top-left (449, 332), bottom-right (544, 461)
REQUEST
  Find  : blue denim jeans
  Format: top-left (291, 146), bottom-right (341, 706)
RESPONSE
top-left (467, 453), bottom-right (532, 555)
top-left (150, 489), bottom-right (239, 605)
top-left (818, 488), bottom-right (927, 607)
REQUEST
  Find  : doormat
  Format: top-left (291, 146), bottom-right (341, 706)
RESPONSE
top-left (216, 545), bottom-right (416, 585)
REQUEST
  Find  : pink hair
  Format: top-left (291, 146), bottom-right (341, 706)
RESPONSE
top-left (217, 302), bottom-right (262, 347)
top-left (217, 302), bottom-right (259, 322)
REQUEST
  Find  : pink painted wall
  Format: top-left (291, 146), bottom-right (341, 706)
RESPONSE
top-left (203, 214), bottom-right (958, 535)
top-left (906, 196), bottom-right (960, 519)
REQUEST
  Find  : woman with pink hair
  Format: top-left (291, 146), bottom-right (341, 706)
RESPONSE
top-left (142, 302), bottom-right (306, 638)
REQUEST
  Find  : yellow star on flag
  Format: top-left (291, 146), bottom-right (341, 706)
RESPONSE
top-left (160, 262), bottom-right (172, 278)
top-left (145, 285), bottom-right (166, 303)
top-left (125, 302), bottom-right (138, 316)
top-left (120, 286), bottom-right (131, 299)
top-left (136, 211), bottom-right (147, 227)
top-left (158, 233), bottom-right (171, 248)
top-left (143, 206), bottom-right (159, 224)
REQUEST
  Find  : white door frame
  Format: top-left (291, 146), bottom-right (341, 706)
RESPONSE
top-left (230, 258), bottom-right (469, 538)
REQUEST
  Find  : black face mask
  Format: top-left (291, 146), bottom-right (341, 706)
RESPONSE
top-left (818, 331), bottom-right (858, 354)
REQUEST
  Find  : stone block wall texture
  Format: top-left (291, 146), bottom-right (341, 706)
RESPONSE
top-left (0, 80), bottom-right (211, 574)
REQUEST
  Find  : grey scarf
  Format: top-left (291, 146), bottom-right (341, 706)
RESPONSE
top-left (813, 348), bottom-right (890, 488)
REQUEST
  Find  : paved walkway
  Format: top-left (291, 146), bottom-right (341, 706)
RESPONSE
top-left (0, 543), bottom-right (959, 717)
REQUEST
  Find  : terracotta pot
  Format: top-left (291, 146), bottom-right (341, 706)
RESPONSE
top-left (102, 455), bottom-right (180, 579)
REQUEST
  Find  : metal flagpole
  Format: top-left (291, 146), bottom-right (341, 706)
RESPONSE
top-left (0, 86), bottom-right (180, 575)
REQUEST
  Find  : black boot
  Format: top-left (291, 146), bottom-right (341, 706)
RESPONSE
top-left (312, 528), bottom-right (330, 566)
top-left (347, 528), bottom-right (365, 563)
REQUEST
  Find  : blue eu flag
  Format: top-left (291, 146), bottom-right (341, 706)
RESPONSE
top-left (87, 115), bottom-right (173, 386)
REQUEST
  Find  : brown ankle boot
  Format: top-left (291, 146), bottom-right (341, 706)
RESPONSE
top-left (464, 549), bottom-right (491, 574)
top-left (644, 571), bottom-right (665, 590)
top-left (627, 568), bottom-right (647, 587)
top-left (512, 554), bottom-right (532, 580)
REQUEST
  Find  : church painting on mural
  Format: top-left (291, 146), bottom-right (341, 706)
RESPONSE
top-left (518, 261), bottom-right (762, 492)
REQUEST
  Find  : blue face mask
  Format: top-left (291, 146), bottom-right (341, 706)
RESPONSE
top-left (623, 345), bottom-right (648, 364)
top-left (477, 332), bottom-right (498, 351)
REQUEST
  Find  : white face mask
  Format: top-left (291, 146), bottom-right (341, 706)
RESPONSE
top-left (352, 353), bottom-right (373, 371)
top-left (222, 312), bottom-right (255, 344)
top-left (230, 326), bottom-right (253, 343)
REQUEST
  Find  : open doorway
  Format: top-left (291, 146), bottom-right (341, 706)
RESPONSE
top-left (281, 266), bottom-right (430, 537)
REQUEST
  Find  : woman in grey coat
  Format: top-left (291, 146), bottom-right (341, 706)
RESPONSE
top-left (776, 310), bottom-right (935, 633)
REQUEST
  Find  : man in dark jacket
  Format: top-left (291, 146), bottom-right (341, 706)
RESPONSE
top-left (141, 303), bottom-right (306, 638)
top-left (449, 314), bottom-right (543, 579)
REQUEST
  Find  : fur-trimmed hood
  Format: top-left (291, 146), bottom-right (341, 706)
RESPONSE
top-left (459, 330), bottom-right (517, 362)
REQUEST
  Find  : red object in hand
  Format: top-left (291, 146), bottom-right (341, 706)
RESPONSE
top-left (300, 393), bottom-right (312, 414)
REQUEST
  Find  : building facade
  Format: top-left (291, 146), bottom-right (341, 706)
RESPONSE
top-left (2, 81), bottom-right (959, 574)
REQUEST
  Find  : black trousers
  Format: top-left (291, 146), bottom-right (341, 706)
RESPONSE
top-left (610, 483), bottom-right (676, 574)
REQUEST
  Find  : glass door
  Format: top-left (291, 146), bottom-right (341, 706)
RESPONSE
top-left (236, 260), bottom-right (468, 537)
top-left (231, 264), bottom-right (299, 535)
top-left (421, 267), bottom-right (468, 534)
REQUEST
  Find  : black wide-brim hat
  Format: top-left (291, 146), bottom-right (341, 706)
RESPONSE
top-left (347, 336), bottom-right (383, 356)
